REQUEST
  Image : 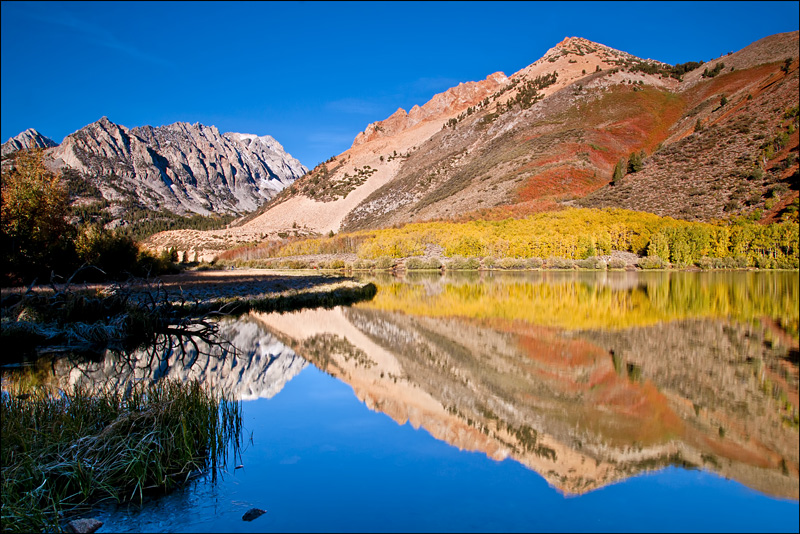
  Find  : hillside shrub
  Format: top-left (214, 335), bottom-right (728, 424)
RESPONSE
top-left (352, 259), bottom-right (376, 270)
top-left (278, 259), bottom-right (309, 269)
top-left (575, 257), bottom-right (606, 270)
top-left (612, 159), bottom-right (626, 185)
top-left (406, 257), bottom-right (442, 270)
top-left (526, 258), bottom-right (544, 269)
top-left (445, 256), bottom-right (480, 270)
top-left (493, 257), bottom-right (529, 270)
top-left (547, 257), bottom-right (575, 269)
top-left (712, 256), bottom-right (737, 269)
top-left (608, 258), bottom-right (627, 270)
top-left (319, 259), bottom-right (346, 270)
top-left (374, 256), bottom-right (395, 270)
top-left (638, 256), bottom-right (665, 269)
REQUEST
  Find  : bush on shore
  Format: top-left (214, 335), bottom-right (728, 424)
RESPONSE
top-left (1, 151), bottom-right (178, 286)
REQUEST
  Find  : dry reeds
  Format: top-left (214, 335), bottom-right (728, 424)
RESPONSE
top-left (0, 379), bottom-right (242, 533)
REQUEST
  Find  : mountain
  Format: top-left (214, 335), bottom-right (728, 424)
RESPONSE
top-left (144, 31), bottom-right (798, 258)
top-left (2, 118), bottom-right (307, 224)
top-left (1, 128), bottom-right (57, 157)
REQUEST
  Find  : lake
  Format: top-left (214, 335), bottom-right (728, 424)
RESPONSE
top-left (5, 270), bottom-right (799, 532)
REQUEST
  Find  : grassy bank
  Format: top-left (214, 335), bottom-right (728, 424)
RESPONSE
top-left (0, 379), bottom-right (242, 533)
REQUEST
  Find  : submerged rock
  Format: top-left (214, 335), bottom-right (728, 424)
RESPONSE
top-left (65, 518), bottom-right (103, 533)
top-left (242, 508), bottom-right (267, 521)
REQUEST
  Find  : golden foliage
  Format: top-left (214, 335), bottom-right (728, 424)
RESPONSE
top-left (271, 208), bottom-right (798, 268)
top-left (359, 271), bottom-right (799, 333)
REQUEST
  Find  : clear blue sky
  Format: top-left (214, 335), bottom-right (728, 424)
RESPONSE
top-left (2, 1), bottom-right (798, 168)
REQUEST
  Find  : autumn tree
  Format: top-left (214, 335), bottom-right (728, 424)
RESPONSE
top-left (1, 149), bottom-right (77, 284)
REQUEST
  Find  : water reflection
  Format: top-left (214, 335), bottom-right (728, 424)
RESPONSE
top-left (32, 315), bottom-right (307, 401)
top-left (6, 271), bottom-right (797, 503)
top-left (260, 271), bottom-right (799, 499)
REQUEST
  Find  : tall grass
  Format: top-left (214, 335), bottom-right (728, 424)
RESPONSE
top-left (0, 379), bottom-right (242, 533)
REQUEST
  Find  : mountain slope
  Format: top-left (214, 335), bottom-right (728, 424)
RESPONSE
top-left (145, 31), bottom-right (798, 258)
top-left (578, 32), bottom-right (800, 221)
top-left (255, 32), bottom-right (797, 231)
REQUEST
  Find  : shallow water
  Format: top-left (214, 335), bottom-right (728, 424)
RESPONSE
top-left (7, 271), bottom-right (800, 532)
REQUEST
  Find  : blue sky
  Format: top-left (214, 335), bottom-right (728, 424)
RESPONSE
top-left (2, 1), bottom-right (798, 168)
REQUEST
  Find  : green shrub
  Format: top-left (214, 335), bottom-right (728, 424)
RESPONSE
top-left (546, 257), bottom-right (575, 269)
top-left (526, 257), bottom-right (544, 269)
top-left (352, 259), bottom-right (376, 270)
top-left (75, 226), bottom-right (140, 280)
top-left (374, 256), bottom-right (395, 270)
top-left (445, 256), bottom-right (480, 270)
top-left (638, 255), bottom-right (665, 269)
top-left (755, 255), bottom-right (776, 269)
top-left (575, 257), bottom-right (606, 270)
top-left (698, 256), bottom-right (713, 270)
top-left (608, 258), bottom-right (627, 269)
top-left (494, 257), bottom-right (529, 270)
top-left (712, 257), bottom-right (734, 269)
top-left (133, 249), bottom-right (179, 277)
top-left (278, 259), bottom-right (309, 269)
top-left (406, 257), bottom-right (442, 270)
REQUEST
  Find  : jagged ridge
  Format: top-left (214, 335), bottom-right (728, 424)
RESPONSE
top-left (1, 128), bottom-right (57, 157)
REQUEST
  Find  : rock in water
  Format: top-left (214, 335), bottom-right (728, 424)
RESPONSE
top-left (242, 507), bottom-right (267, 521)
top-left (65, 518), bottom-right (103, 533)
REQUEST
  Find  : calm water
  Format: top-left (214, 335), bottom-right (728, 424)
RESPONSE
top-left (7, 271), bottom-right (800, 532)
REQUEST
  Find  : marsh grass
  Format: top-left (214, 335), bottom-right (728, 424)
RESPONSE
top-left (0, 379), bottom-right (242, 533)
top-left (201, 281), bottom-right (378, 316)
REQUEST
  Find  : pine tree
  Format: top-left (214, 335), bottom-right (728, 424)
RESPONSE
top-left (612, 159), bottom-right (626, 185)
top-left (627, 150), bottom-right (645, 174)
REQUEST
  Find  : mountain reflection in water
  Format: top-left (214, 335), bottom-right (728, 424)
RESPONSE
top-left (46, 315), bottom-right (308, 401)
top-left (259, 271), bottom-right (799, 500)
top-left (16, 271), bottom-right (798, 503)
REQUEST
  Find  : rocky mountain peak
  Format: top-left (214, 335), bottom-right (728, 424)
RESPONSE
top-left (1, 127), bottom-right (58, 157)
top-left (34, 117), bottom-right (307, 220)
top-left (351, 72), bottom-right (510, 147)
top-left (543, 36), bottom-right (629, 60)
